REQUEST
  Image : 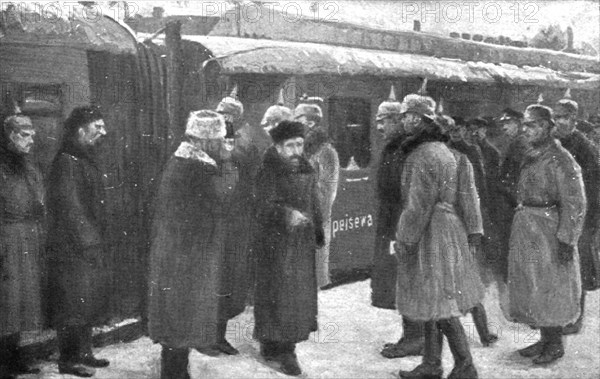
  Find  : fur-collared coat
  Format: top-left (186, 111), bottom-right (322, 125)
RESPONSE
top-left (46, 142), bottom-right (111, 327)
top-left (253, 147), bottom-right (324, 343)
top-left (0, 145), bottom-right (45, 336)
top-left (559, 129), bottom-right (600, 290)
top-left (148, 141), bottom-right (239, 348)
top-left (395, 129), bottom-right (484, 321)
top-left (508, 138), bottom-right (586, 327)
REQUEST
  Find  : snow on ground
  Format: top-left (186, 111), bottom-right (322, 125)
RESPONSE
top-left (25, 280), bottom-right (599, 378)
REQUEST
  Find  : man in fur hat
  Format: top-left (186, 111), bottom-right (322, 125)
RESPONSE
top-left (509, 104), bottom-right (586, 364)
top-left (261, 89), bottom-right (293, 134)
top-left (395, 94), bottom-right (483, 379)
top-left (554, 95), bottom-right (600, 335)
top-left (372, 86), bottom-right (425, 359)
top-left (254, 120), bottom-right (324, 376)
top-left (0, 114), bottom-right (45, 378)
top-left (294, 97), bottom-right (339, 289)
top-left (46, 106), bottom-right (110, 377)
top-left (148, 110), bottom-right (239, 379)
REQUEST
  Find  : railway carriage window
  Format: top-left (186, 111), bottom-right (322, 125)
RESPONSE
top-left (328, 97), bottom-right (371, 169)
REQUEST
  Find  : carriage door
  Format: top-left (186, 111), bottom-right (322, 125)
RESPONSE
top-left (328, 97), bottom-right (376, 277)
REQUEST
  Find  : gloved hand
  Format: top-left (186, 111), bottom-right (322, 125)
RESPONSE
top-left (558, 241), bottom-right (574, 264)
top-left (468, 233), bottom-right (483, 249)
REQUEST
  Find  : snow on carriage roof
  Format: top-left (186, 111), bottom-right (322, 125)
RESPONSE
top-left (171, 35), bottom-right (599, 90)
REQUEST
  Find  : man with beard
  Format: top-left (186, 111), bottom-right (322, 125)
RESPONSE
top-left (372, 86), bottom-right (425, 359)
top-left (553, 93), bottom-right (600, 335)
top-left (509, 104), bottom-right (586, 364)
top-left (294, 96), bottom-right (339, 289)
top-left (254, 120), bottom-right (324, 376)
top-left (0, 113), bottom-right (45, 379)
top-left (46, 106), bottom-right (110, 377)
top-left (148, 110), bottom-right (236, 379)
top-left (395, 95), bottom-right (484, 379)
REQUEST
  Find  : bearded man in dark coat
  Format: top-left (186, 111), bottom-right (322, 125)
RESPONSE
top-left (46, 106), bottom-right (110, 377)
top-left (554, 95), bottom-right (600, 335)
top-left (371, 86), bottom-right (425, 359)
top-left (148, 110), bottom-right (237, 379)
top-left (254, 120), bottom-right (324, 377)
top-left (0, 114), bottom-right (45, 378)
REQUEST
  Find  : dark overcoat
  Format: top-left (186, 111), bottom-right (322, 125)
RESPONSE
top-left (0, 145), bottom-right (45, 336)
top-left (46, 143), bottom-right (111, 327)
top-left (371, 134), bottom-right (406, 310)
top-left (253, 147), bottom-right (324, 343)
top-left (148, 142), bottom-right (239, 349)
top-left (560, 129), bottom-right (600, 290)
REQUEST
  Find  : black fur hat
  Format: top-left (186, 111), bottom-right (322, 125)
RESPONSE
top-left (269, 120), bottom-right (306, 143)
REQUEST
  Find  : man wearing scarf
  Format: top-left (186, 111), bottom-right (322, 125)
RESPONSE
top-left (0, 113), bottom-right (45, 378)
top-left (509, 104), bottom-right (586, 365)
top-left (395, 95), bottom-right (484, 379)
top-left (254, 120), bottom-right (324, 376)
top-left (294, 97), bottom-right (339, 289)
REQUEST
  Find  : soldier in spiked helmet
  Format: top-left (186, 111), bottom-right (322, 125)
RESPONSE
top-left (294, 94), bottom-right (340, 289)
top-left (393, 80), bottom-right (483, 378)
top-left (371, 84), bottom-right (425, 359)
top-left (553, 89), bottom-right (600, 335)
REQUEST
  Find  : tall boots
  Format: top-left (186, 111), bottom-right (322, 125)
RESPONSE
top-left (58, 325), bottom-right (109, 377)
top-left (260, 341), bottom-right (302, 376)
top-left (470, 303), bottom-right (498, 346)
top-left (439, 318), bottom-right (478, 379)
top-left (0, 333), bottom-right (40, 377)
top-left (563, 290), bottom-right (585, 335)
top-left (161, 345), bottom-right (190, 379)
top-left (215, 320), bottom-right (239, 355)
top-left (520, 327), bottom-right (564, 365)
top-left (399, 321), bottom-right (443, 379)
top-left (381, 317), bottom-right (425, 358)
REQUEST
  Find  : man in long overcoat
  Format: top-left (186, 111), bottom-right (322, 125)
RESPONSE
top-left (395, 95), bottom-right (483, 379)
top-left (371, 86), bottom-right (425, 359)
top-left (148, 110), bottom-right (237, 379)
top-left (294, 97), bottom-right (339, 289)
top-left (0, 114), bottom-right (45, 378)
top-left (554, 95), bottom-right (600, 335)
top-left (46, 106), bottom-right (110, 377)
top-left (214, 87), bottom-right (265, 354)
top-left (510, 105), bottom-right (586, 365)
top-left (254, 120), bottom-right (324, 376)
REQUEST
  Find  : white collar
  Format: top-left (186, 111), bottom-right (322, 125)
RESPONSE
top-left (173, 141), bottom-right (217, 167)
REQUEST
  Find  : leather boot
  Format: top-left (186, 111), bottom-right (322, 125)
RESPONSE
top-left (399, 320), bottom-right (443, 379)
top-left (77, 325), bottom-right (110, 367)
top-left (533, 327), bottom-right (564, 365)
top-left (563, 291), bottom-right (585, 335)
top-left (275, 343), bottom-right (301, 376)
top-left (2, 333), bottom-right (40, 375)
top-left (470, 303), bottom-right (498, 346)
top-left (161, 345), bottom-right (190, 379)
top-left (439, 318), bottom-right (478, 379)
top-left (381, 317), bottom-right (425, 358)
top-left (518, 327), bottom-right (547, 358)
top-left (58, 327), bottom-right (95, 378)
top-left (260, 341), bottom-right (279, 361)
top-left (214, 320), bottom-right (239, 355)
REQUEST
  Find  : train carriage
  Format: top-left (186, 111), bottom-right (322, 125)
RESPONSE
top-left (142, 29), bottom-right (599, 281)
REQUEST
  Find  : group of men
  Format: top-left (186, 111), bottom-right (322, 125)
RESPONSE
top-left (1, 82), bottom-right (598, 379)
top-left (0, 106), bottom-right (111, 378)
top-left (371, 85), bottom-right (599, 379)
top-left (147, 88), bottom-right (339, 378)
